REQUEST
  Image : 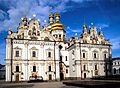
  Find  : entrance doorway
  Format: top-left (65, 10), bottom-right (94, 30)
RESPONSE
top-left (84, 73), bottom-right (86, 78)
top-left (49, 74), bottom-right (52, 80)
top-left (16, 74), bottom-right (19, 82)
top-left (60, 73), bottom-right (64, 80)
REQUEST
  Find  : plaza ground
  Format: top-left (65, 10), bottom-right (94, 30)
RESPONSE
top-left (1, 79), bottom-right (120, 88)
top-left (0, 81), bottom-right (81, 88)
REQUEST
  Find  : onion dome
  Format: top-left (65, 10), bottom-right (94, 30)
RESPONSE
top-left (50, 12), bottom-right (64, 31)
top-left (51, 23), bottom-right (64, 30)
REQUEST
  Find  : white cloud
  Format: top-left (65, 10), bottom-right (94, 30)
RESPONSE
top-left (0, 0), bottom-right (95, 32)
top-left (96, 23), bottom-right (109, 29)
top-left (67, 26), bottom-right (82, 33)
top-left (111, 37), bottom-right (120, 50)
top-left (0, 42), bottom-right (6, 64)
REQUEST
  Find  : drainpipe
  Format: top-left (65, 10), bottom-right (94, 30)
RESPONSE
top-left (54, 41), bottom-right (56, 80)
top-left (80, 43), bottom-right (82, 79)
top-left (11, 38), bottom-right (13, 82)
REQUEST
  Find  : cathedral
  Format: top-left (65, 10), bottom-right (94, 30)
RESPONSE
top-left (6, 12), bottom-right (112, 82)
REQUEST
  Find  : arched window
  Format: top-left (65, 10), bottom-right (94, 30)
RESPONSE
top-left (114, 68), bottom-right (116, 74)
top-left (32, 51), bottom-right (36, 57)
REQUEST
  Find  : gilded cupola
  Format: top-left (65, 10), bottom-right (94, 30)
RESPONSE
top-left (50, 12), bottom-right (64, 31)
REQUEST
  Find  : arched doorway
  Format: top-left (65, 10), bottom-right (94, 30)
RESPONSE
top-left (84, 73), bottom-right (86, 79)
top-left (49, 74), bottom-right (52, 80)
top-left (16, 74), bottom-right (19, 82)
top-left (60, 73), bottom-right (64, 80)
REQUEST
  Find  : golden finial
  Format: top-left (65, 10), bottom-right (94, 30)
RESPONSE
top-left (49, 12), bottom-right (54, 18)
top-left (49, 12), bottom-right (54, 24)
top-left (22, 16), bottom-right (27, 22)
top-left (55, 12), bottom-right (60, 17)
top-left (83, 24), bottom-right (87, 29)
top-left (55, 12), bottom-right (60, 23)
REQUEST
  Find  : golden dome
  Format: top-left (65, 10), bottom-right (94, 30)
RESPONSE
top-left (51, 23), bottom-right (64, 30)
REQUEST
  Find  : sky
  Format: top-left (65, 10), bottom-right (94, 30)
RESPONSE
top-left (0, 0), bottom-right (120, 64)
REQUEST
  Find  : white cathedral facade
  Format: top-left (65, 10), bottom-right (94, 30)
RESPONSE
top-left (6, 12), bottom-right (112, 82)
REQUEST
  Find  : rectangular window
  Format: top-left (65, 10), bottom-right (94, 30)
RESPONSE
top-left (59, 34), bottom-right (61, 37)
top-left (94, 53), bottom-right (97, 58)
top-left (16, 66), bottom-right (19, 72)
top-left (49, 66), bottom-right (51, 71)
top-left (104, 54), bottom-right (106, 59)
top-left (66, 69), bottom-right (68, 73)
top-left (32, 51), bottom-right (36, 57)
top-left (83, 53), bottom-right (85, 58)
top-left (83, 65), bottom-right (86, 70)
top-left (66, 56), bottom-right (67, 61)
top-left (95, 65), bottom-right (97, 70)
top-left (60, 56), bottom-right (62, 62)
top-left (15, 51), bottom-right (19, 57)
top-left (48, 52), bottom-right (51, 57)
top-left (33, 66), bottom-right (36, 72)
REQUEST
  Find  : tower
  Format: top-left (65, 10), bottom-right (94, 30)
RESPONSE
top-left (50, 12), bottom-right (65, 41)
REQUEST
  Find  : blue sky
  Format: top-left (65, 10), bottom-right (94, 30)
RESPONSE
top-left (0, 0), bottom-right (120, 64)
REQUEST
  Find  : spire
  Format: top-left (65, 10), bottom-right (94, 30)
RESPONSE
top-left (83, 24), bottom-right (87, 33)
top-left (49, 12), bottom-right (54, 24)
top-left (55, 12), bottom-right (60, 23)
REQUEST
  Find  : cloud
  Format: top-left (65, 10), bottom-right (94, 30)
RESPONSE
top-left (0, 0), bottom-right (95, 32)
top-left (67, 26), bottom-right (82, 33)
top-left (0, 42), bottom-right (6, 64)
top-left (111, 37), bottom-right (120, 50)
top-left (96, 23), bottom-right (109, 29)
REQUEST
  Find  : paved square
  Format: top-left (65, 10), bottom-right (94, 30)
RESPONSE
top-left (0, 82), bottom-right (81, 88)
